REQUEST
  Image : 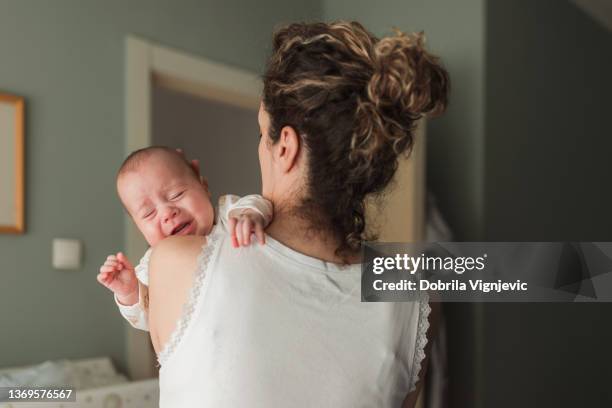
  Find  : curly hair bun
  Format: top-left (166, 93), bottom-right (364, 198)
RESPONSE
top-left (370, 31), bottom-right (448, 117)
top-left (351, 28), bottom-right (449, 181)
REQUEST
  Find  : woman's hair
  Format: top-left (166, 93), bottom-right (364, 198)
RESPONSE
top-left (263, 21), bottom-right (449, 258)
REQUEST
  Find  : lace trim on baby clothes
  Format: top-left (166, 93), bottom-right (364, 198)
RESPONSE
top-left (135, 248), bottom-right (152, 286)
top-left (157, 233), bottom-right (219, 367)
top-left (408, 291), bottom-right (432, 393)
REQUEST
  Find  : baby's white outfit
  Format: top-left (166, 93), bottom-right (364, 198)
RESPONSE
top-left (114, 194), bottom-right (273, 331)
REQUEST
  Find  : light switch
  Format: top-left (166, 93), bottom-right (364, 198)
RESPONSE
top-left (53, 238), bottom-right (82, 269)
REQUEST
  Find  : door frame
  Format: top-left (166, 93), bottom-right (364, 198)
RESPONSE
top-left (124, 36), bottom-right (261, 379)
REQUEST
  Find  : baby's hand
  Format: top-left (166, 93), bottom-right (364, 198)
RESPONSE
top-left (97, 252), bottom-right (139, 306)
top-left (227, 210), bottom-right (266, 248)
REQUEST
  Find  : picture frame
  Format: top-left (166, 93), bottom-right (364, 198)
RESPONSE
top-left (0, 92), bottom-right (24, 234)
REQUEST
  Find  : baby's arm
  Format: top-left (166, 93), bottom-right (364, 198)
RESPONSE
top-left (97, 252), bottom-right (149, 331)
top-left (219, 194), bottom-right (273, 247)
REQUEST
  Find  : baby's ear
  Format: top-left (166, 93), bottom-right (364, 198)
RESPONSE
top-left (201, 176), bottom-right (209, 191)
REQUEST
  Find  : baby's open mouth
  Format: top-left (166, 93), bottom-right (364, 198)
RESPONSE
top-left (171, 221), bottom-right (192, 236)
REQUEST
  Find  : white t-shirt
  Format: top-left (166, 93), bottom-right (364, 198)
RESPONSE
top-left (115, 194), bottom-right (273, 331)
top-left (157, 223), bottom-right (430, 407)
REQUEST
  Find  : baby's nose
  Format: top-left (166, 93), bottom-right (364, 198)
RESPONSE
top-left (162, 207), bottom-right (179, 222)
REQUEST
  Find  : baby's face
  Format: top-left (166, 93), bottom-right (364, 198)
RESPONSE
top-left (117, 155), bottom-right (214, 246)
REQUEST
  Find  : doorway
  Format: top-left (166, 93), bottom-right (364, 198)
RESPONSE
top-left (124, 36), bottom-right (260, 379)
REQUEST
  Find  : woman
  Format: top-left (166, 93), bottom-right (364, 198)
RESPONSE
top-left (148, 21), bottom-right (449, 407)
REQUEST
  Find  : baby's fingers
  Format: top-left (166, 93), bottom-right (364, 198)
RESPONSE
top-left (228, 217), bottom-right (239, 248)
top-left (117, 252), bottom-right (134, 271)
top-left (241, 218), bottom-right (252, 246)
top-left (235, 220), bottom-right (244, 248)
top-left (103, 258), bottom-right (117, 266)
top-left (97, 271), bottom-right (113, 287)
top-left (254, 222), bottom-right (265, 245)
top-left (99, 265), bottom-right (116, 274)
top-left (103, 262), bottom-right (122, 274)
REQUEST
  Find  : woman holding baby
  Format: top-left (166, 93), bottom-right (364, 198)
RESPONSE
top-left (148, 21), bottom-right (449, 407)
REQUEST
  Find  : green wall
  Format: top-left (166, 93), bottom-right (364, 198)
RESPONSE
top-left (0, 0), bottom-right (320, 372)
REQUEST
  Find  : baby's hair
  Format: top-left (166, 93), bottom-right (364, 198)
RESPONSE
top-left (117, 146), bottom-right (198, 181)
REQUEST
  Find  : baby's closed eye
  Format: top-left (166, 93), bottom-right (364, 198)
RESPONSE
top-left (169, 191), bottom-right (185, 200)
top-left (142, 209), bottom-right (155, 219)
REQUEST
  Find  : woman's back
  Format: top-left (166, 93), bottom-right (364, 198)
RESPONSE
top-left (157, 226), bottom-right (430, 407)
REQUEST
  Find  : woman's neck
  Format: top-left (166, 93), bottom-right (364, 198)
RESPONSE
top-left (265, 212), bottom-right (361, 265)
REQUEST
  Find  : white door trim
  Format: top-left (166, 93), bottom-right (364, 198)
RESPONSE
top-left (124, 36), bottom-right (261, 379)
